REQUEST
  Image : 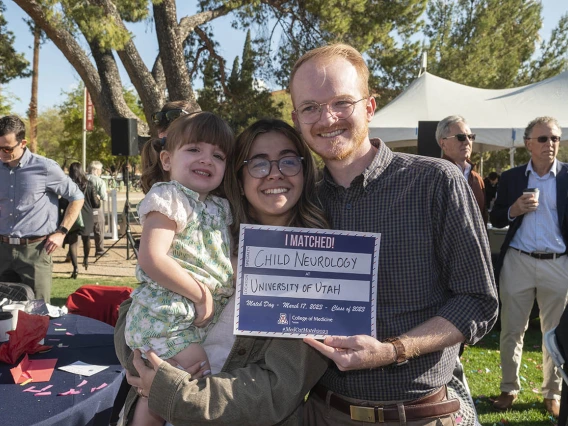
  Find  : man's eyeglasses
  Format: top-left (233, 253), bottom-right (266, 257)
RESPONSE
top-left (526, 135), bottom-right (561, 143)
top-left (293, 98), bottom-right (367, 124)
top-left (0, 141), bottom-right (21, 154)
top-left (151, 109), bottom-right (189, 125)
top-left (442, 133), bottom-right (476, 142)
top-left (243, 156), bottom-right (304, 179)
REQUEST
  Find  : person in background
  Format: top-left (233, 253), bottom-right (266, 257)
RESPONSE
top-left (0, 115), bottom-right (84, 301)
top-left (62, 162), bottom-right (100, 278)
top-left (436, 115), bottom-right (487, 224)
top-left (490, 116), bottom-right (567, 418)
top-left (87, 160), bottom-right (108, 256)
top-left (289, 43), bottom-right (497, 426)
top-left (152, 100), bottom-right (194, 138)
top-left (484, 171), bottom-right (500, 212)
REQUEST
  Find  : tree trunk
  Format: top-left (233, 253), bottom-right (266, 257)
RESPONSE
top-left (28, 24), bottom-right (40, 153)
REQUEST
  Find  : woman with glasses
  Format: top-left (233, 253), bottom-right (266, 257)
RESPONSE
top-left (115, 118), bottom-right (330, 426)
top-left (151, 100), bottom-right (193, 138)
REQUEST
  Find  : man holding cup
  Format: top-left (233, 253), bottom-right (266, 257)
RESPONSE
top-left (490, 116), bottom-right (567, 418)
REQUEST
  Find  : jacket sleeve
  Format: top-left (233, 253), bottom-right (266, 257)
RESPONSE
top-left (149, 338), bottom-right (329, 426)
top-left (490, 170), bottom-right (513, 229)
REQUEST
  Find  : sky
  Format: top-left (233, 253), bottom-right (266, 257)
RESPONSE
top-left (3, 0), bottom-right (568, 116)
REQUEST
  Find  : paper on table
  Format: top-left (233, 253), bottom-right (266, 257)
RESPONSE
top-left (58, 361), bottom-right (109, 376)
top-left (10, 354), bottom-right (57, 384)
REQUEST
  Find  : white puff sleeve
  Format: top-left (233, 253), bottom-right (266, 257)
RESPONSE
top-left (138, 182), bottom-right (194, 233)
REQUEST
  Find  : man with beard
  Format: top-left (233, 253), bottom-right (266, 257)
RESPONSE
top-left (491, 116), bottom-right (567, 418)
top-left (291, 44), bottom-right (498, 426)
top-left (436, 115), bottom-right (487, 224)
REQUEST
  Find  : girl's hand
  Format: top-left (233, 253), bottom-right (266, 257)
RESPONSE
top-left (194, 280), bottom-right (214, 327)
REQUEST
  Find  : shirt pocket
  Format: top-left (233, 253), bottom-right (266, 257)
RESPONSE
top-left (18, 180), bottom-right (44, 207)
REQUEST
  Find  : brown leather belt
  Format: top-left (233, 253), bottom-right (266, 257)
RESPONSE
top-left (0, 235), bottom-right (47, 245)
top-left (312, 384), bottom-right (460, 423)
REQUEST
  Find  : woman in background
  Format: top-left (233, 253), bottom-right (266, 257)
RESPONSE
top-left (61, 162), bottom-right (100, 278)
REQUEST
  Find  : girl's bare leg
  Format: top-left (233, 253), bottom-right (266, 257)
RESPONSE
top-left (169, 343), bottom-right (211, 374)
top-left (131, 394), bottom-right (165, 426)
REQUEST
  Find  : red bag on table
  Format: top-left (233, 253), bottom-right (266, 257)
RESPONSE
top-left (0, 311), bottom-right (51, 364)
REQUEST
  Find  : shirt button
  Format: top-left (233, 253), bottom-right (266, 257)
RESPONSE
top-left (237, 349), bottom-right (246, 356)
top-left (346, 203), bottom-right (352, 210)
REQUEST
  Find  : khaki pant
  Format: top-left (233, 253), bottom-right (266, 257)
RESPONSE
top-left (303, 391), bottom-right (456, 426)
top-left (0, 239), bottom-right (52, 303)
top-left (499, 248), bottom-right (568, 399)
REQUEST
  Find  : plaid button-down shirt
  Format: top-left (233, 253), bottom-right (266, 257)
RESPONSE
top-left (317, 140), bottom-right (498, 400)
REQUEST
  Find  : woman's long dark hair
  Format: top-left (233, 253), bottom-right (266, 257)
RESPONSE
top-left (68, 162), bottom-right (89, 192)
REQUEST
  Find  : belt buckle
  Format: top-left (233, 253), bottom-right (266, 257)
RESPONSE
top-left (9, 237), bottom-right (21, 245)
top-left (350, 405), bottom-right (378, 423)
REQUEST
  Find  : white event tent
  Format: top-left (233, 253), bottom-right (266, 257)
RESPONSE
top-left (369, 71), bottom-right (568, 153)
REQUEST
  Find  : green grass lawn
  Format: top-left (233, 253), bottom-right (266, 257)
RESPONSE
top-left (466, 320), bottom-right (559, 426)
top-left (51, 272), bottom-right (138, 308)
top-left (50, 277), bottom-right (559, 425)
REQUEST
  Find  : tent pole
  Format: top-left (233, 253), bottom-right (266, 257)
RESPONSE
top-left (509, 147), bottom-right (515, 168)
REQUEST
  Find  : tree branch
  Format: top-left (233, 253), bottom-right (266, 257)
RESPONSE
top-left (194, 26), bottom-right (231, 98)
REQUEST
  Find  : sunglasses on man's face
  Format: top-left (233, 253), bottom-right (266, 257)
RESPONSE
top-left (526, 135), bottom-right (561, 143)
top-left (151, 109), bottom-right (189, 125)
top-left (442, 133), bottom-right (476, 142)
top-left (0, 141), bottom-right (21, 154)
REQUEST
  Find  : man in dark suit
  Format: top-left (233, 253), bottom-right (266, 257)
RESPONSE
top-left (490, 116), bottom-right (567, 418)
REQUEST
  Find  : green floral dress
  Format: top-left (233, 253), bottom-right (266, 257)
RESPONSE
top-left (125, 181), bottom-right (234, 359)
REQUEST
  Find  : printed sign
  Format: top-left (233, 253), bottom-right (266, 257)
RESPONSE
top-left (234, 225), bottom-right (380, 339)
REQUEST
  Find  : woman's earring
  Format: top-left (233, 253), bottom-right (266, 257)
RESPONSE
top-left (239, 185), bottom-right (245, 195)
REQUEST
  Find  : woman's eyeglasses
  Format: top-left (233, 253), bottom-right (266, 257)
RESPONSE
top-left (151, 109), bottom-right (189, 125)
top-left (442, 133), bottom-right (476, 142)
top-left (0, 141), bottom-right (21, 154)
top-left (293, 98), bottom-right (367, 124)
top-left (526, 135), bottom-right (561, 143)
top-left (243, 156), bottom-right (304, 179)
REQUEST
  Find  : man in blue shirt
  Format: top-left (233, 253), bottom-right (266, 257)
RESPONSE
top-left (491, 116), bottom-right (567, 418)
top-left (0, 115), bottom-right (84, 302)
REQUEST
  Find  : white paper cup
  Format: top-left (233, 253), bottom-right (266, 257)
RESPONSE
top-left (523, 188), bottom-right (540, 202)
top-left (0, 312), bottom-right (13, 342)
top-left (3, 304), bottom-right (25, 330)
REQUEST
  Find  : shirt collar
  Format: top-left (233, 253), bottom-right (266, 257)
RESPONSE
top-left (525, 158), bottom-right (558, 177)
top-left (321, 138), bottom-right (393, 189)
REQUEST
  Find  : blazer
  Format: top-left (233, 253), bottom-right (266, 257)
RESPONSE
top-left (490, 161), bottom-right (568, 281)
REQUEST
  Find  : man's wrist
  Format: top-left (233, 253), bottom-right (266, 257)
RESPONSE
top-left (385, 337), bottom-right (408, 366)
top-left (56, 226), bottom-right (69, 235)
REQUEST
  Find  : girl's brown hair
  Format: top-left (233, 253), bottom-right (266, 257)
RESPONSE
top-left (227, 118), bottom-right (329, 247)
top-left (140, 112), bottom-right (236, 197)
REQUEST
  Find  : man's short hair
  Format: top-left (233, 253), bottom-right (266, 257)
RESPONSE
top-left (488, 172), bottom-right (500, 181)
top-left (435, 115), bottom-right (467, 147)
top-left (523, 116), bottom-right (561, 140)
top-left (88, 161), bottom-right (103, 173)
top-left (290, 43), bottom-right (370, 98)
top-left (0, 115), bottom-right (26, 142)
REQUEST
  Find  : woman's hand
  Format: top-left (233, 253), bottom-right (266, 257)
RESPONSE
top-left (126, 349), bottom-right (163, 398)
top-left (194, 280), bottom-right (214, 327)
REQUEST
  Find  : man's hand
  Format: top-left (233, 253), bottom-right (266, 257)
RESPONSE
top-left (193, 281), bottom-right (214, 327)
top-left (303, 335), bottom-right (396, 371)
top-left (44, 232), bottom-right (65, 255)
top-left (509, 193), bottom-right (539, 218)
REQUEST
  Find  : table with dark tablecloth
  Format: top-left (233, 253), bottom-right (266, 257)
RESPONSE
top-left (0, 314), bottom-right (125, 426)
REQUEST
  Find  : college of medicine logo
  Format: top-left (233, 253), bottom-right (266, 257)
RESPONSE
top-left (277, 313), bottom-right (288, 325)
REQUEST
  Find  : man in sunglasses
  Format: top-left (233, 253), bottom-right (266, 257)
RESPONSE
top-left (437, 115), bottom-right (487, 224)
top-left (491, 116), bottom-right (566, 418)
top-left (0, 115), bottom-right (84, 303)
